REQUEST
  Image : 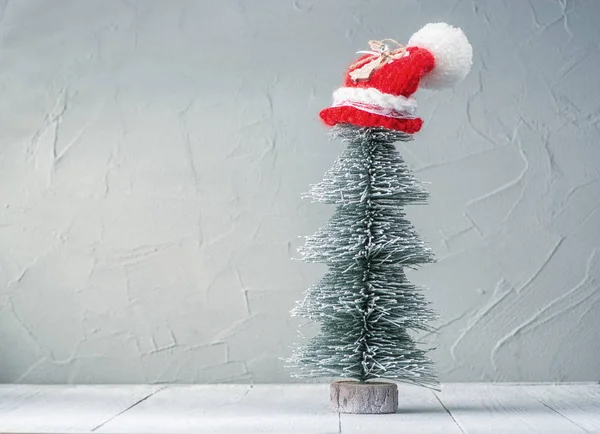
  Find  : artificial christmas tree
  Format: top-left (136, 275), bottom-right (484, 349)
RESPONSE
top-left (289, 23), bottom-right (472, 414)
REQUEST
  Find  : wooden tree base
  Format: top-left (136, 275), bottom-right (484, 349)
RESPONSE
top-left (330, 381), bottom-right (398, 414)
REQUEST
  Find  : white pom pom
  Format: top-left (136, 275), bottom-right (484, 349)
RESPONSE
top-left (408, 22), bottom-right (473, 90)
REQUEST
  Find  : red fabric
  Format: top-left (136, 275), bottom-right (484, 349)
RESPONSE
top-left (320, 46), bottom-right (435, 133)
top-left (319, 106), bottom-right (423, 134)
top-left (344, 47), bottom-right (435, 97)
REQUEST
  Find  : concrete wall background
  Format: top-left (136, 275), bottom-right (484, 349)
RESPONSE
top-left (0, 0), bottom-right (599, 384)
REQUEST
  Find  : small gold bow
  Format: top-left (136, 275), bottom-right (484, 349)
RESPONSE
top-left (349, 39), bottom-right (407, 82)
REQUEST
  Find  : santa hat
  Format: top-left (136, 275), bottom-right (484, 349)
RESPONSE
top-left (319, 23), bottom-right (473, 134)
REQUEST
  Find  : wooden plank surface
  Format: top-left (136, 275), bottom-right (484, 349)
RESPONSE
top-left (0, 383), bottom-right (598, 433)
top-left (340, 385), bottom-right (461, 433)
top-left (525, 384), bottom-right (600, 433)
top-left (0, 384), bottom-right (163, 433)
top-left (96, 384), bottom-right (339, 434)
top-left (435, 383), bottom-right (589, 433)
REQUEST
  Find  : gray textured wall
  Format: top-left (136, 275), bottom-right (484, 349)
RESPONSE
top-left (1, 0), bottom-right (599, 384)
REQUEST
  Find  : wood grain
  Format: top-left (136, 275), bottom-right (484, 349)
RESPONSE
top-left (340, 384), bottom-right (461, 433)
top-left (435, 383), bottom-right (589, 433)
top-left (0, 383), bottom-right (597, 433)
top-left (0, 385), bottom-right (163, 433)
top-left (526, 384), bottom-right (600, 433)
top-left (330, 381), bottom-right (398, 414)
top-left (96, 384), bottom-right (339, 434)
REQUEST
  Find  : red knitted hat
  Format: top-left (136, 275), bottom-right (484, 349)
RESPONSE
top-left (320, 23), bottom-right (473, 134)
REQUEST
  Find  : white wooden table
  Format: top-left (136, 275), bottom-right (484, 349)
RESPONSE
top-left (0, 383), bottom-right (598, 433)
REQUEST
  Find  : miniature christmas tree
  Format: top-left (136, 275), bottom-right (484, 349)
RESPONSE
top-left (289, 23), bottom-right (472, 414)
